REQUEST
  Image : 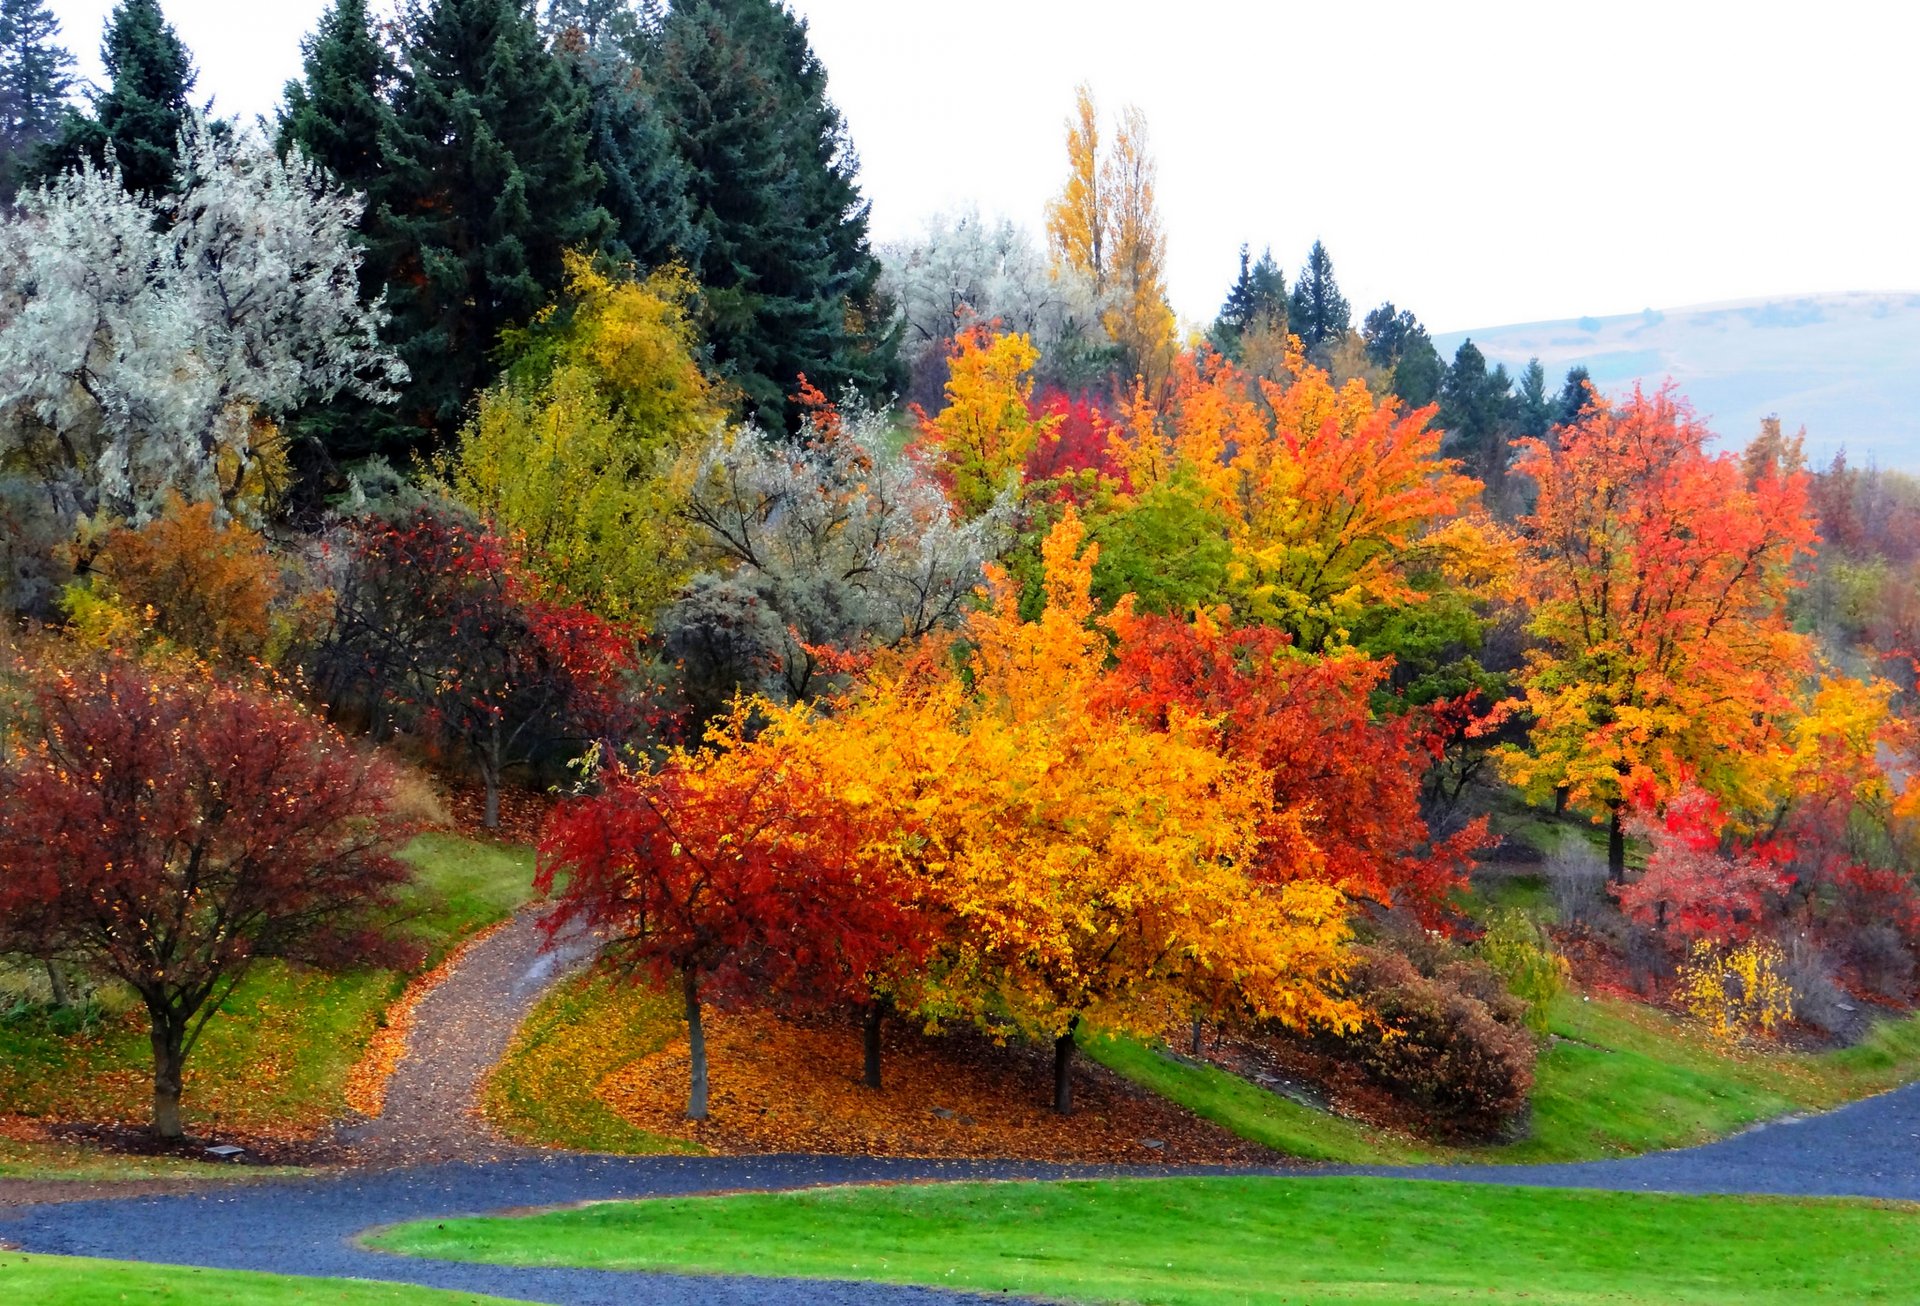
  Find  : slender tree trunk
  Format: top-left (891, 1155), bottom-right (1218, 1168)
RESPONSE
top-left (862, 1003), bottom-right (884, 1090)
top-left (1190, 1011), bottom-right (1204, 1058)
top-left (482, 726), bottom-right (502, 831)
top-left (682, 968), bottom-right (709, 1121)
top-left (149, 1012), bottom-right (187, 1140)
top-left (45, 960), bottom-right (70, 1008)
top-left (1052, 1016), bottom-right (1080, 1116)
top-left (1608, 803), bottom-right (1626, 884)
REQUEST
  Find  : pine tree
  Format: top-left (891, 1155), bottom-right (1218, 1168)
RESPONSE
top-left (1360, 301), bottom-right (1442, 408)
top-left (1555, 364), bottom-right (1595, 428)
top-left (1514, 358), bottom-right (1552, 439)
top-left (0, 0), bottom-right (74, 201)
top-left (37, 0), bottom-right (195, 197)
top-left (1438, 338), bottom-right (1516, 489)
top-left (1209, 245), bottom-right (1285, 360)
top-left (279, 0), bottom-right (396, 194)
top-left (548, 6), bottom-right (695, 271)
top-left (364, 0), bottom-right (611, 451)
top-left (1286, 239), bottom-right (1350, 358)
top-left (651, 0), bottom-right (893, 431)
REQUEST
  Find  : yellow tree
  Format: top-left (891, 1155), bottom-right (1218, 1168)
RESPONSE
top-left (447, 256), bottom-right (724, 625)
top-left (1044, 83), bottom-right (1106, 291)
top-left (778, 511), bottom-right (1356, 1112)
top-left (1101, 104), bottom-right (1176, 383)
top-left (910, 326), bottom-right (1060, 516)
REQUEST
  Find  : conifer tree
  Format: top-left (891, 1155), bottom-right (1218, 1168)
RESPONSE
top-left (364, 0), bottom-right (611, 450)
top-left (651, 0), bottom-right (892, 431)
top-left (1209, 245), bottom-right (1286, 361)
top-left (0, 0), bottom-right (74, 201)
top-left (1438, 338), bottom-right (1516, 490)
top-left (279, 0), bottom-right (396, 195)
top-left (1286, 239), bottom-right (1350, 357)
top-left (37, 0), bottom-right (194, 197)
top-left (1360, 302), bottom-right (1443, 408)
top-left (1555, 364), bottom-right (1595, 427)
top-left (1514, 358), bottom-right (1552, 439)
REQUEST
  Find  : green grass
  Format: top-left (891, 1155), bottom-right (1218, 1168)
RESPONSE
top-left (482, 970), bottom-right (701, 1155)
top-left (0, 834), bottom-right (533, 1174)
top-left (368, 1174), bottom-right (1920, 1304)
top-left (1090, 994), bottom-right (1920, 1167)
top-left (0, 1254), bottom-right (531, 1304)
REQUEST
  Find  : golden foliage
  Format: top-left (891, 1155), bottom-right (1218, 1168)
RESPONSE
top-left (912, 326), bottom-right (1058, 516)
top-left (1674, 939), bottom-right (1794, 1045)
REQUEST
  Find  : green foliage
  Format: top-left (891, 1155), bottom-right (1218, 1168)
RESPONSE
top-left (1207, 244), bottom-right (1285, 362)
top-left (448, 258), bottom-right (720, 623)
top-left (371, 1175), bottom-right (1920, 1305)
top-left (650, 0), bottom-right (894, 431)
top-left (0, 0), bottom-right (75, 201)
top-left (1477, 909), bottom-right (1569, 1034)
top-left (36, 0), bottom-right (194, 197)
top-left (1286, 238), bottom-right (1349, 357)
top-left (1438, 337), bottom-right (1516, 488)
top-left (279, 0), bottom-right (395, 196)
top-left (1087, 470), bottom-right (1233, 614)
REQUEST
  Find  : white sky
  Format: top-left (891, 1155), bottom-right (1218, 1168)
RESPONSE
top-left (54, 0), bottom-right (1920, 332)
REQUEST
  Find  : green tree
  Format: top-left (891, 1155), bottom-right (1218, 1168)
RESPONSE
top-left (1286, 239), bottom-right (1350, 359)
top-left (0, 0), bottom-right (75, 201)
top-left (1514, 358), bottom-right (1551, 439)
top-left (1438, 338), bottom-right (1515, 490)
top-left (650, 0), bottom-right (894, 431)
top-left (1360, 302), bottom-right (1443, 408)
top-left (364, 0), bottom-right (611, 453)
top-left (279, 0), bottom-right (395, 194)
top-left (1208, 244), bottom-right (1285, 361)
top-left (37, 0), bottom-right (194, 197)
top-left (1555, 364), bottom-right (1595, 428)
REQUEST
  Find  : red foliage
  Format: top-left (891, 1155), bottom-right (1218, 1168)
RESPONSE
top-left (1615, 785), bottom-right (1794, 943)
top-left (1023, 389), bottom-right (1124, 487)
top-left (0, 657), bottom-right (414, 1135)
top-left (1096, 610), bottom-right (1489, 917)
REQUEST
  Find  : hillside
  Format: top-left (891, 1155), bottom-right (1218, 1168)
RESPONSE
top-left (1436, 292), bottom-right (1920, 468)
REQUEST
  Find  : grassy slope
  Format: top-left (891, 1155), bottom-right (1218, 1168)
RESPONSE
top-left (369, 1174), bottom-right (1920, 1305)
top-left (1087, 994), bottom-right (1920, 1166)
top-left (0, 834), bottom-right (532, 1176)
top-left (0, 1255), bottom-right (531, 1305)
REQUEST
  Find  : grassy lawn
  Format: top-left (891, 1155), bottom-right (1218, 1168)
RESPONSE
top-left (368, 1174), bottom-right (1920, 1304)
top-left (0, 1254), bottom-right (530, 1304)
top-left (0, 835), bottom-right (533, 1166)
top-left (1089, 994), bottom-right (1920, 1166)
top-left (483, 970), bottom-right (701, 1155)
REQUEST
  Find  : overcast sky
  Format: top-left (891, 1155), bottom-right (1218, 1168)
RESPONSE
top-left (55, 0), bottom-right (1920, 332)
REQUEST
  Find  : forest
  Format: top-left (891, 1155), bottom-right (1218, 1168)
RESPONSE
top-left (3, 0), bottom-right (1920, 1158)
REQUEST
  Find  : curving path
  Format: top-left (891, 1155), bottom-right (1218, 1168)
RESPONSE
top-left (5, 1082), bottom-right (1920, 1303)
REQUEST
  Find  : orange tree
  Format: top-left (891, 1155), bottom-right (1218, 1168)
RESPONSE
top-left (778, 511), bottom-right (1357, 1112)
top-left (1499, 386), bottom-right (1818, 880)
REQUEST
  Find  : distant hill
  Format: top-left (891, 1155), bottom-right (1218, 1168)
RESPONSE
top-left (1434, 293), bottom-right (1920, 470)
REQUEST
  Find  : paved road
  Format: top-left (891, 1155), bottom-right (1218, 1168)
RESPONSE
top-left (6, 1081), bottom-right (1920, 1303)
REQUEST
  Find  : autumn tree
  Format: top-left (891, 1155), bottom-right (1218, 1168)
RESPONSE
top-left (448, 256), bottom-right (723, 624)
top-left (1044, 82), bottom-right (1106, 292)
top-left (0, 658), bottom-right (414, 1138)
top-left (1500, 386), bottom-right (1819, 880)
top-left (536, 705), bottom-right (921, 1117)
top-left (911, 326), bottom-right (1060, 516)
top-left (1100, 104), bottom-right (1175, 382)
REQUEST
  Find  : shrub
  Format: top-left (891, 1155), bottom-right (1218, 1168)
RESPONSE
top-left (1777, 932), bottom-right (1852, 1037)
top-left (1314, 946), bottom-right (1535, 1140)
top-left (1477, 910), bottom-right (1570, 1034)
top-left (1543, 834), bottom-right (1609, 928)
top-left (1674, 939), bottom-right (1794, 1044)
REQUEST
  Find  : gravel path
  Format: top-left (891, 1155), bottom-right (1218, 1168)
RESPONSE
top-left (7, 1082), bottom-right (1920, 1302)
top-left (333, 910), bottom-right (596, 1165)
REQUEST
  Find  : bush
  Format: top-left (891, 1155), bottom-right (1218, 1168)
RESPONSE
top-left (1314, 946), bottom-right (1535, 1140)
top-left (1674, 939), bottom-right (1794, 1045)
top-left (1477, 910), bottom-right (1570, 1034)
top-left (1777, 932), bottom-right (1852, 1037)
top-left (1543, 834), bottom-right (1609, 928)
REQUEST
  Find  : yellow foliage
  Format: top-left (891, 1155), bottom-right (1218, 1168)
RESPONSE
top-left (1044, 83), bottom-right (1107, 289)
top-left (1674, 939), bottom-right (1794, 1045)
top-left (913, 327), bottom-right (1058, 516)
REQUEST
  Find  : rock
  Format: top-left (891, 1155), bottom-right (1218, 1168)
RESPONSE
top-left (930, 1107), bottom-right (957, 1120)
top-left (958, 1115), bottom-right (976, 1126)
top-left (1139, 1138), bottom-right (1165, 1150)
top-left (204, 1144), bottom-right (246, 1159)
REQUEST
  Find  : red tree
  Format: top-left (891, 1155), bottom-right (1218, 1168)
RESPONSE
top-left (1023, 388), bottom-right (1124, 487)
top-left (536, 709), bottom-right (922, 1117)
top-left (1098, 609), bottom-right (1490, 917)
top-left (0, 658), bottom-right (413, 1138)
top-left (1615, 785), bottom-right (1793, 943)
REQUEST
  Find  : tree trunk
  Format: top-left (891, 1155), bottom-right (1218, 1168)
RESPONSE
top-left (1052, 1016), bottom-right (1080, 1116)
top-left (482, 726), bottom-right (502, 831)
top-left (682, 968), bottom-right (709, 1121)
top-left (862, 1004), bottom-right (884, 1091)
top-left (1190, 1011), bottom-right (1204, 1058)
top-left (149, 1013), bottom-right (186, 1140)
top-left (45, 960), bottom-right (70, 1008)
top-left (1608, 803), bottom-right (1626, 884)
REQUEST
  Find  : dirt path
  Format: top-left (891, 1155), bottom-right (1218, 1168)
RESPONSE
top-left (330, 909), bottom-right (596, 1165)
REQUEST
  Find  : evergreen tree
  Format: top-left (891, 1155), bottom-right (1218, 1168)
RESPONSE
top-left (651, 0), bottom-right (893, 431)
top-left (1286, 238), bottom-right (1350, 357)
top-left (548, 5), bottom-right (695, 271)
top-left (1360, 301), bottom-right (1442, 407)
top-left (1438, 338), bottom-right (1516, 488)
top-left (0, 0), bottom-right (75, 201)
top-left (37, 0), bottom-right (195, 197)
top-left (363, 0), bottom-right (611, 452)
top-left (279, 0), bottom-right (396, 194)
top-left (1209, 244), bottom-right (1285, 360)
top-left (1555, 364), bottom-right (1595, 427)
top-left (1514, 358), bottom-right (1552, 439)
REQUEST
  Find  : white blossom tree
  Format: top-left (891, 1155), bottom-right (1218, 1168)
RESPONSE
top-left (0, 115), bottom-right (401, 608)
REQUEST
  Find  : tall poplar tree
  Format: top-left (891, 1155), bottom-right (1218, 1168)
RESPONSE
top-left (651, 0), bottom-right (892, 432)
top-left (0, 0), bottom-right (74, 201)
top-left (364, 0), bottom-right (611, 449)
top-left (37, 0), bottom-right (195, 197)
